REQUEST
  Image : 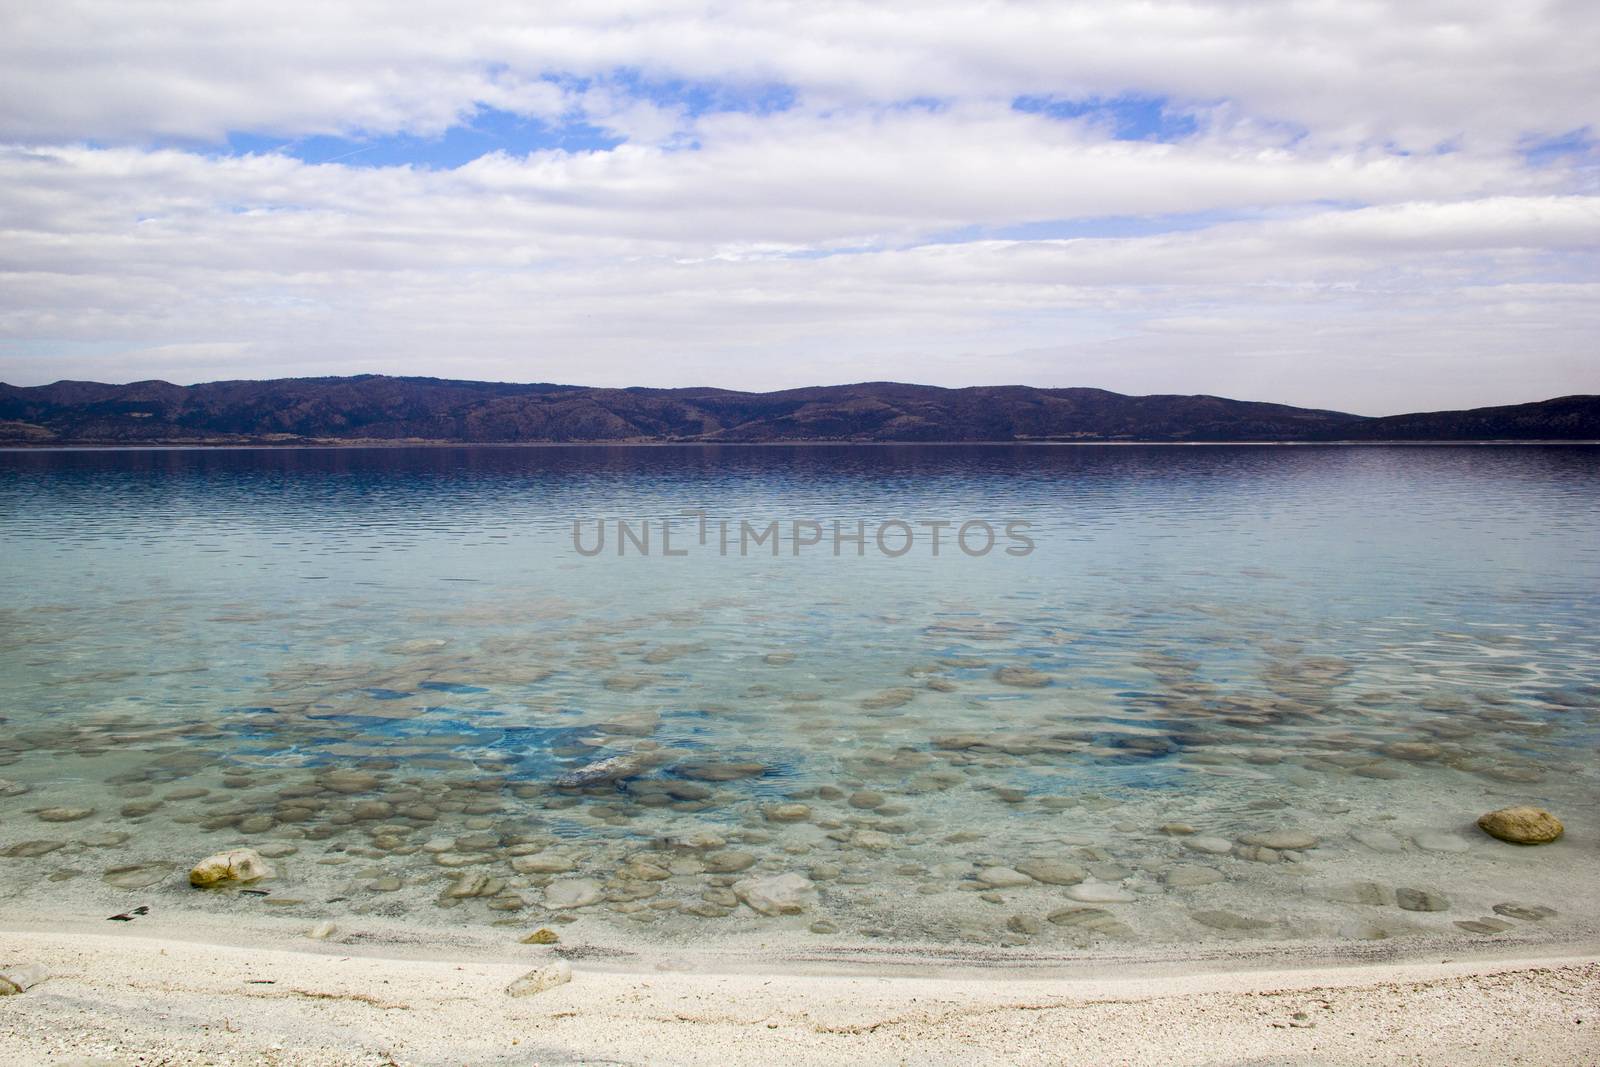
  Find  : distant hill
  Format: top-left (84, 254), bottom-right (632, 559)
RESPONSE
top-left (0, 375), bottom-right (1594, 444)
top-left (1329, 395), bottom-right (1600, 441)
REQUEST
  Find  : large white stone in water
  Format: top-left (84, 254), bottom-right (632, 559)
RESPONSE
top-left (543, 878), bottom-right (604, 909)
top-left (189, 848), bottom-right (274, 887)
top-left (734, 872), bottom-right (818, 915)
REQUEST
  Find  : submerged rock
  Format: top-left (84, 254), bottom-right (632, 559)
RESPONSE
top-left (543, 878), bottom-right (603, 909)
top-left (510, 853), bottom-right (577, 874)
top-left (1476, 806), bottom-right (1563, 845)
top-left (976, 867), bottom-right (1033, 888)
top-left (1190, 909), bottom-right (1271, 932)
top-left (1184, 836), bottom-right (1234, 856)
top-left (994, 667), bottom-right (1052, 688)
top-left (1163, 865), bottom-right (1225, 888)
top-left (1324, 881), bottom-right (1392, 907)
top-left (1232, 844), bottom-right (1281, 864)
top-left (1395, 888), bottom-right (1450, 912)
top-left (1007, 914), bottom-right (1043, 935)
top-left (441, 871), bottom-right (502, 899)
top-left (189, 848), bottom-right (274, 887)
top-left (1239, 830), bottom-right (1318, 851)
top-left (554, 752), bottom-right (654, 789)
top-left (506, 960), bottom-right (572, 998)
top-left (859, 688), bottom-right (917, 711)
top-left (733, 872), bottom-right (817, 916)
top-left (763, 803), bottom-right (811, 823)
top-left (521, 928), bottom-right (560, 944)
top-left (1350, 829), bottom-right (1406, 853)
top-left (1413, 832), bottom-right (1472, 853)
top-left (1064, 883), bottom-right (1135, 904)
top-left (1492, 902), bottom-right (1556, 921)
top-left (36, 807), bottom-right (94, 823)
top-left (701, 850), bottom-right (757, 873)
top-left (1047, 907), bottom-right (1134, 939)
top-left (102, 864), bottom-right (173, 890)
top-left (1015, 859), bottom-right (1087, 886)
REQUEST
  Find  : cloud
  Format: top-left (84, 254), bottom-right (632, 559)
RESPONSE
top-left (0, 2), bottom-right (1595, 409)
top-left (3, 2), bottom-right (1597, 149)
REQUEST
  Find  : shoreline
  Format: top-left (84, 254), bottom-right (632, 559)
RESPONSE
top-left (2, 922), bottom-right (1596, 1065)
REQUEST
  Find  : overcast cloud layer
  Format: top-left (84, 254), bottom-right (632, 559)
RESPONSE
top-left (2, 1), bottom-right (1597, 413)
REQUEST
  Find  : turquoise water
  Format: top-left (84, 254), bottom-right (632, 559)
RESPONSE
top-left (1, 445), bottom-right (1597, 955)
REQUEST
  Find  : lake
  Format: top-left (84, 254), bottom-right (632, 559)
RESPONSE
top-left (1, 444), bottom-right (1597, 960)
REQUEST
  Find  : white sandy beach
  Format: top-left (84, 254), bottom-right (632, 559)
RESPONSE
top-left (2, 916), bottom-right (1596, 1066)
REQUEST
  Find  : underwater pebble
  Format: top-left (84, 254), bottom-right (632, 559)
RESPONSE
top-left (1065, 884), bottom-right (1135, 904)
top-left (1351, 829), bottom-right (1406, 853)
top-left (543, 878), bottom-right (603, 909)
top-left (976, 867), bottom-right (1033, 888)
top-left (1413, 832), bottom-right (1472, 854)
top-left (1239, 830), bottom-right (1317, 851)
top-left (1396, 888), bottom-right (1450, 912)
top-left (1190, 909), bottom-right (1271, 932)
top-left (733, 872), bottom-right (817, 916)
top-left (1014, 859), bottom-right (1087, 885)
top-left (1324, 881), bottom-right (1392, 907)
top-left (36, 807), bottom-right (94, 823)
top-left (1163, 865), bottom-right (1224, 888)
top-left (102, 864), bottom-right (174, 890)
top-left (1184, 836), bottom-right (1234, 856)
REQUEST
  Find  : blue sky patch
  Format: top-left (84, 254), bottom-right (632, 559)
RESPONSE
top-left (1012, 94), bottom-right (1199, 142)
top-left (218, 107), bottom-right (624, 168)
top-left (1522, 127), bottom-right (1596, 168)
top-left (199, 70), bottom-right (799, 169)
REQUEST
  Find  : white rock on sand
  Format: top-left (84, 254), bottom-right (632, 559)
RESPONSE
top-left (0, 963), bottom-right (49, 995)
top-left (505, 960), bottom-right (572, 998)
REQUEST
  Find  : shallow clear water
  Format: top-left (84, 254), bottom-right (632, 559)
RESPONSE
top-left (2, 445), bottom-right (1597, 956)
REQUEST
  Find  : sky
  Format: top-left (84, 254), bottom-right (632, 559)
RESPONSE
top-left (1, 2), bottom-right (1597, 415)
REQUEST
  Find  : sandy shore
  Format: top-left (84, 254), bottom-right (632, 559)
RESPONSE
top-left (1, 922), bottom-right (1596, 1066)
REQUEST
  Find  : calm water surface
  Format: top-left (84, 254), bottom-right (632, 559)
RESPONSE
top-left (1, 445), bottom-right (1597, 958)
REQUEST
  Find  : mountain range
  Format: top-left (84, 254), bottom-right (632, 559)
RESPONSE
top-left (0, 376), bottom-right (1595, 444)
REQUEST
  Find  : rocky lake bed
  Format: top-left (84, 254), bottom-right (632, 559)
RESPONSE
top-left (1, 445), bottom-right (1596, 971)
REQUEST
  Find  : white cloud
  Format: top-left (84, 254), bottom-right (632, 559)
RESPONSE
top-left (3, 2), bottom-right (1596, 149)
top-left (0, 2), bottom-right (1596, 409)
